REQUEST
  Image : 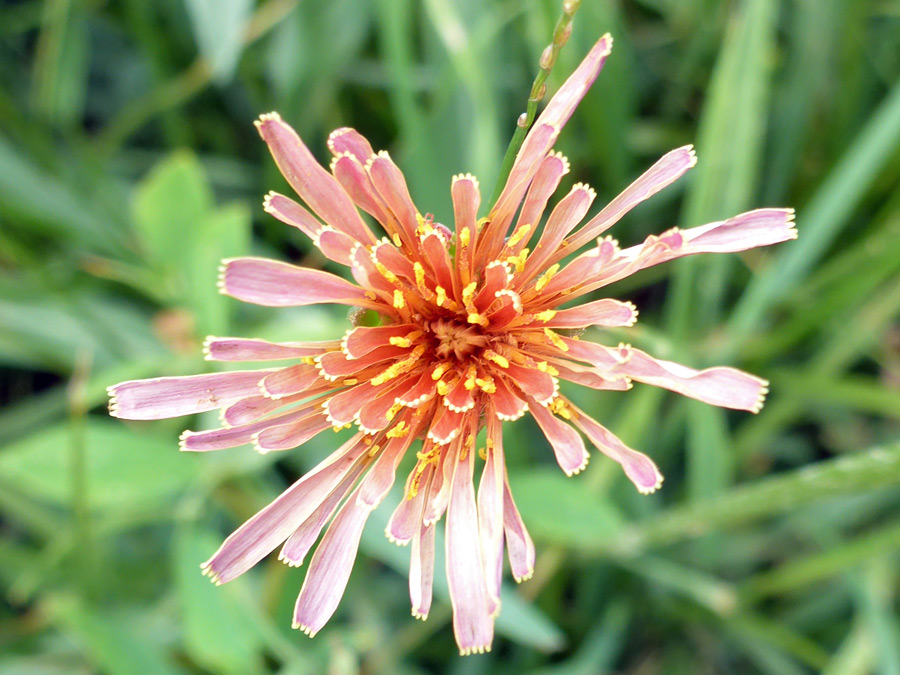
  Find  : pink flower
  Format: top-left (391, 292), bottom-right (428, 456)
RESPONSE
top-left (108, 34), bottom-right (795, 655)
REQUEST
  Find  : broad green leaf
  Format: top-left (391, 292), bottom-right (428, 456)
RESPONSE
top-left (0, 419), bottom-right (195, 512)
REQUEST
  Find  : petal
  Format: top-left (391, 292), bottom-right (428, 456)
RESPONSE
top-left (615, 346), bottom-right (769, 413)
top-left (502, 470), bottom-right (535, 582)
top-left (201, 435), bottom-right (366, 583)
top-left (315, 227), bottom-right (358, 266)
top-left (180, 404), bottom-right (315, 452)
top-left (367, 151), bottom-right (420, 248)
top-left (253, 412), bottom-right (332, 453)
top-left (357, 377), bottom-right (420, 433)
top-left (387, 462), bottom-right (432, 545)
top-left (343, 324), bottom-right (418, 359)
top-left (317, 344), bottom-right (409, 381)
top-left (478, 414), bottom-right (505, 609)
top-left (262, 191), bottom-right (323, 239)
top-left (324, 382), bottom-right (385, 426)
top-left (292, 485), bottom-right (372, 636)
top-left (357, 427), bottom-right (418, 509)
top-left (279, 462), bottom-right (366, 567)
top-left (681, 208), bottom-right (798, 252)
top-left (395, 369), bottom-right (436, 408)
top-left (221, 390), bottom-right (324, 426)
top-left (561, 145), bottom-right (697, 255)
top-left (326, 126), bottom-right (376, 164)
top-left (542, 298), bottom-right (638, 329)
top-left (511, 152), bottom-right (570, 254)
top-left (330, 152), bottom-right (392, 224)
top-left (108, 370), bottom-right (277, 420)
top-left (259, 364), bottom-right (321, 399)
top-left (446, 443), bottom-right (495, 655)
top-left (491, 377), bottom-right (529, 421)
top-left (568, 402), bottom-right (663, 494)
top-left (451, 173), bottom-right (481, 282)
top-left (255, 113), bottom-right (375, 244)
top-left (527, 399), bottom-right (589, 476)
top-left (426, 406), bottom-right (464, 446)
top-left (504, 363), bottom-right (558, 406)
top-left (219, 257), bottom-right (373, 308)
top-left (410, 520), bottom-right (436, 620)
top-left (204, 337), bottom-right (340, 362)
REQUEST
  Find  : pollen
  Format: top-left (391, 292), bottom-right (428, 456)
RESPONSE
top-left (386, 421), bottom-right (410, 438)
top-left (507, 249), bottom-right (528, 275)
top-left (413, 262), bottom-right (427, 291)
top-left (507, 223), bottom-right (532, 248)
top-left (435, 286), bottom-right (447, 307)
top-left (390, 336), bottom-right (412, 347)
top-left (392, 233), bottom-right (403, 247)
top-left (484, 351), bottom-right (509, 368)
top-left (535, 309), bottom-right (557, 323)
top-left (543, 328), bottom-right (569, 351)
top-left (459, 228), bottom-right (471, 247)
top-left (462, 282), bottom-right (477, 305)
top-left (467, 312), bottom-right (489, 327)
top-left (431, 363), bottom-right (449, 380)
top-left (393, 290), bottom-right (405, 309)
top-left (535, 263), bottom-right (560, 292)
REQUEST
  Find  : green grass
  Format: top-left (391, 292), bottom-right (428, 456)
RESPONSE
top-left (2, 0), bottom-right (900, 672)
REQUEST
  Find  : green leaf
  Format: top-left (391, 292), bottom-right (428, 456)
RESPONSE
top-left (0, 419), bottom-right (196, 513)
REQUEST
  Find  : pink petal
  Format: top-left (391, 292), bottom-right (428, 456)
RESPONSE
top-left (200, 435), bottom-right (366, 584)
top-left (426, 406), bottom-right (464, 446)
top-left (502, 469), bottom-right (535, 582)
top-left (562, 145), bottom-right (697, 255)
top-left (681, 208), bottom-right (798, 252)
top-left (108, 370), bottom-right (277, 420)
top-left (366, 152), bottom-right (420, 248)
top-left (317, 344), bottom-right (409, 381)
top-left (315, 228), bottom-right (357, 266)
top-left (357, 427), bottom-right (418, 509)
top-left (478, 415), bottom-right (505, 609)
top-left (292, 485), bottom-right (372, 636)
top-left (527, 399), bottom-right (589, 476)
top-left (569, 402), bottom-right (663, 494)
top-left (543, 298), bottom-right (638, 329)
top-left (180, 404), bottom-right (314, 452)
top-left (222, 390), bottom-right (324, 426)
top-left (491, 377), bottom-right (529, 421)
top-left (616, 346), bottom-right (769, 413)
top-left (255, 113), bottom-right (375, 244)
top-left (326, 126), bottom-right (376, 164)
top-left (259, 364), bottom-right (320, 399)
top-left (204, 337), bottom-right (339, 362)
top-left (262, 191), bottom-right (323, 239)
top-left (330, 153), bottom-right (392, 224)
top-left (253, 412), bottom-right (332, 454)
top-left (410, 519), bottom-right (436, 620)
top-left (446, 443), bottom-right (495, 655)
top-left (443, 377), bottom-right (475, 414)
top-left (219, 257), bottom-right (373, 308)
top-left (422, 447), bottom-right (452, 526)
top-left (451, 173), bottom-right (481, 281)
top-left (504, 363), bottom-right (558, 406)
top-left (279, 463), bottom-right (365, 567)
top-left (386, 462), bottom-right (432, 545)
top-left (511, 152), bottom-right (570, 253)
top-left (473, 262), bottom-right (511, 311)
top-left (357, 378), bottom-right (419, 433)
top-left (324, 382), bottom-right (385, 427)
top-left (343, 324), bottom-right (417, 359)
top-left (395, 370), bottom-right (436, 408)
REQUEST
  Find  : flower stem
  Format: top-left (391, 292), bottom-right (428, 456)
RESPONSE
top-left (488, 0), bottom-right (582, 206)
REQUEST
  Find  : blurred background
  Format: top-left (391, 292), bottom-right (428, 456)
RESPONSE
top-left (2, 0), bottom-right (900, 672)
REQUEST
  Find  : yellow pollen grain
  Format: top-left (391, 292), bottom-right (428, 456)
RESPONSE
top-left (475, 376), bottom-right (496, 393)
top-left (386, 402), bottom-right (403, 421)
top-left (413, 262), bottom-right (427, 291)
top-left (462, 282), bottom-right (477, 305)
top-left (550, 398), bottom-right (571, 419)
top-left (459, 228), bottom-right (471, 248)
top-left (536, 361), bottom-right (559, 376)
top-left (368, 444), bottom-right (381, 457)
top-left (342, 378), bottom-right (358, 385)
top-left (389, 336), bottom-right (412, 348)
top-left (431, 363), bottom-right (449, 380)
top-left (476, 217), bottom-right (490, 231)
top-left (464, 366), bottom-right (477, 390)
top-left (436, 379), bottom-right (450, 396)
top-left (535, 263), bottom-right (560, 292)
top-left (507, 223), bottom-right (532, 248)
top-left (535, 309), bottom-right (557, 323)
top-left (467, 313), bottom-right (489, 327)
top-left (506, 249), bottom-right (528, 275)
top-left (392, 233), bottom-right (403, 247)
top-left (375, 261), bottom-right (399, 284)
top-left (301, 356), bottom-right (316, 365)
top-left (543, 328), bottom-right (569, 351)
top-left (435, 286), bottom-right (447, 307)
top-left (393, 290), bottom-right (405, 309)
top-left (478, 446), bottom-right (487, 461)
top-left (484, 351), bottom-right (509, 368)
top-left (387, 421), bottom-right (410, 438)
top-left (486, 438), bottom-right (494, 451)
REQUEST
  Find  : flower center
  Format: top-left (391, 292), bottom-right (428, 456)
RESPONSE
top-left (428, 318), bottom-right (490, 360)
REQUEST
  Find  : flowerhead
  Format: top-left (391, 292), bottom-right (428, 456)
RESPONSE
top-left (108, 34), bottom-right (795, 655)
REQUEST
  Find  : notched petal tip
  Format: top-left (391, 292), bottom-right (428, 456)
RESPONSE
top-left (636, 471), bottom-right (664, 495)
top-left (254, 111), bottom-right (283, 132)
top-left (459, 644), bottom-right (492, 657)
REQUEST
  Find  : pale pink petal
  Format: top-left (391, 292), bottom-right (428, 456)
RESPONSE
top-left (108, 370), bottom-right (277, 420)
top-left (253, 412), bottom-right (332, 454)
top-left (511, 152), bottom-right (570, 253)
top-left (279, 463), bottom-right (365, 567)
top-left (324, 382), bottom-right (386, 427)
top-left (544, 358), bottom-right (631, 391)
top-left (446, 443), bottom-right (495, 655)
top-left (561, 145), bottom-right (697, 256)
top-left (315, 228), bottom-right (357, 266)
top-left (616, 345), bottom-right (769, 413)
top-left (451, 174), bottom-right (481, 281)
top-left (386, 462), bottom-right (432, 545)
top-left (477, 414), bottom-right (505, 610)
top-left (680, 208), bottom-right (798, 252)
top-left (255, 113), bottom-right (376, 244)
top-left (357, 424), bottom-right (419, 509)
top-left (259, 364), bottom-right (321, 399)
top-left (343, 324), bottom-right (418, 359)
top-left (180, 404), bottom-right (314, 452)
top-left (542, 298), bottom-right (638, 329)
top-left (504, 363), bottom-right (558, 406)
top-left (204, 337), bottom-right (339, 362)
top-left (200, 435), bottom-right (366, 584)
top-left (222, 390), bottom-right (325, 426)
top-left (367, 151), bottom-right (421, 248)
top-left (410, 519), bottom-right (436, 620)
top-left (568, 402), bottom-right (663, 494)
top-left (527, 398), bottom-right (589, 476)
top-left (327, 126), bottom-right (376, 164)
top-left (491, 377), bottom-right (529, 421)
top-left (292, 485), bottom-right (372, 636)
top-left (219, 257), bottom-right (374, 308)
top-left (262, 191), bottom-right (323, 239)
top-left (423, 447), bottom-right (452, 526)
top-left (502, 469), bottom-right (535, 583)
top-left (330, 153), bottom-right (392, 224)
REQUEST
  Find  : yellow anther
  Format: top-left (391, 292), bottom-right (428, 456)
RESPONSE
top-left (342, 378), bottom-right (358, 385)
top-left (387, 421), bottom-right (410, 438)
top-left (476, 217), bottom-right (490, 231)
top-left (462, 282), bottom-right (477, 305)
top-left (371, 344), bottom-right (426, 385)
top-left (475, 376), bottom-right (496, 393)
top-left (393, 290), bottom-right (405, 309)
top-left (375, 261), bottom-right (399, 284)
top-left (413, 262), bottom-right (427, 291)
top-left (431, 363), bottom-right (449, 380)
top-left (386, 402), bottom-right (403, 421)
top-left (365, 290), bottom-right (377, 301)
top-left (550, 397), bottom-right (571, 419)
top-left (368, 444), bottom-right (381, 457)
top-left (436, 379), bottom-right (450, 396)
top-left (301, 356), bottom-right (316, 365)
top-left (535, 309), bottom-right (557, 323)
top-left (484, 351), bottom-right (509, 368)
top-left (506, 249), bottom-right (528, 275)
top-left (333, 423), bottom-right (352, 431)
top-left (486, 438), bottom-right (494, 450)
top-left (435, 286), bottom-right (447, 307)
top-left (507, 223), bottom-right (532, 249)
top-left (459, 228), bottom-right (471, 248)
top-left (464, 366), bottom-right (478, 390)
top-left (543, 328), bottom-right (569, 352)
top-left (535, 263), bottom-right (560, 292)
top-left (392, 233), bottom-right (402, 247)
top-left (536, 361), bottom-right (559, 376)
top-left (478, 446), bottom-right (487, 461)
top-left (467, 313), bottom-right (489, 327)
top-left (389, 336), bottom-right (412, 348)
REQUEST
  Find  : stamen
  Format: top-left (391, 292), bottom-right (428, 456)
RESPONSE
top-left (393, 290), bottom-right (405, 309)
top-left (435, 286), bottom-right (447, 307)
top-left (535, 309), bottom-right (557, 323)
top-left (413, 262), bottom-right (427, 291)
top-left (507, 223), bottom-right (532, 249)
top-left (543, 328), bottom-right (569, 352)
top-left (392, 233), bottom-right (403, 248)
top-left (386, 420), bottom-right (410, 438)
top-left (507, 249), bottom-right (528, 275)
top-left (459, 228), bottom-right (471, 248)
top-left (467, 313), bottom-right (489, 327)
top-left (431, 363), bottom-right (449, 380)
top-left (535, 264), bottom-right (560, 292)
top-left (464, 366), bottom-right (478, 390)
top-left (475, 376), bottom-right (496, 393)
top-left (462, 282), bottom-right (477, 306)
top-left (484, 350), bottom-right (509, 368)
top-left (537, 361), bottom-right (560, 376)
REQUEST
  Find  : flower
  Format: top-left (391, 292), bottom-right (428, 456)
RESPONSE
top-left (108, 34), bottom-right (796, 655)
